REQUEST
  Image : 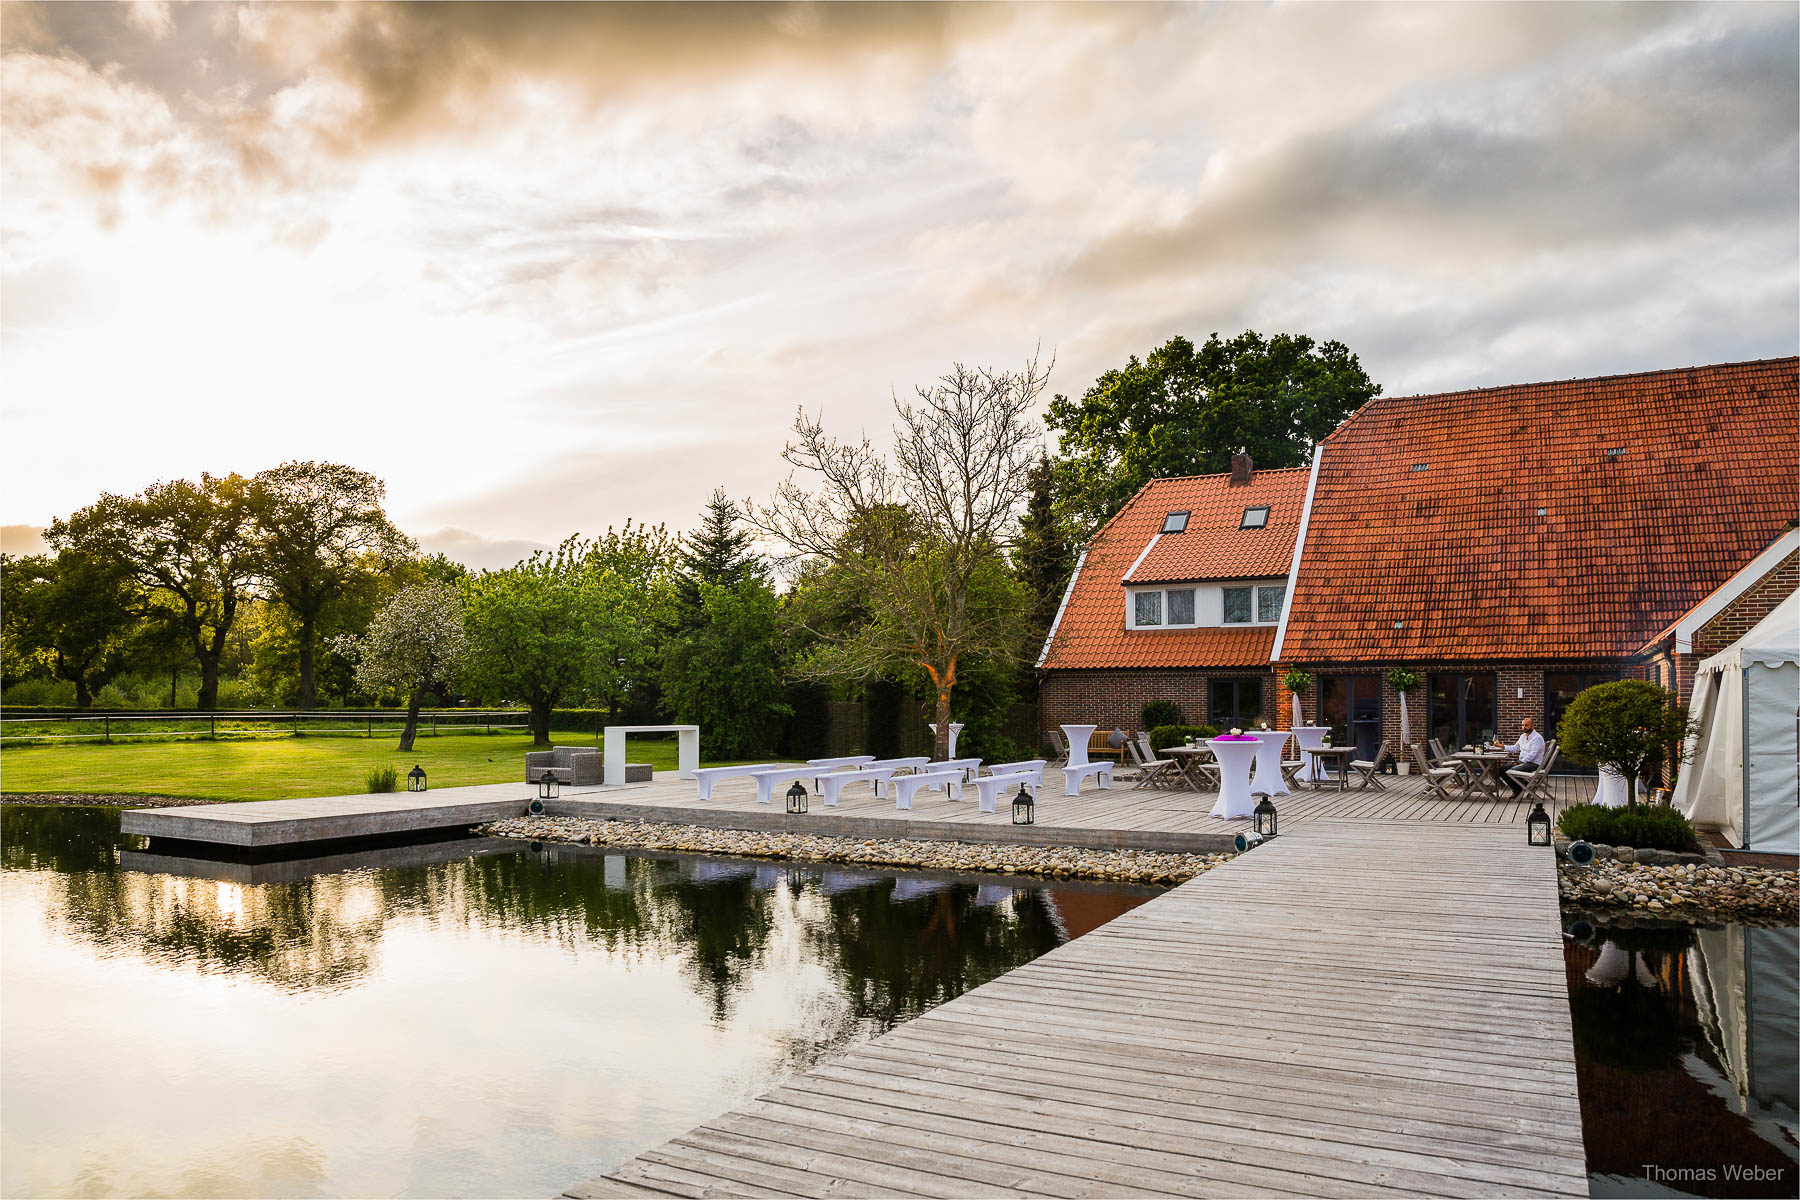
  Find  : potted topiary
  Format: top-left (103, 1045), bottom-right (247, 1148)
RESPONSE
top-left (1557, 681), bottom-right (1696, 806)
top-left (1281, 667), bottom-right (1313, 727)
top-left (1387, 668), bottom-right (1420, 774)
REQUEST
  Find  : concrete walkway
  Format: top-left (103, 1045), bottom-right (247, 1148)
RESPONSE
top-left (571, 819), bottom-right (1587, 1198)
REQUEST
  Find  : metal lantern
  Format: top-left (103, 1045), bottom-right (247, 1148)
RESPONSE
top-left (407, 764), bottom-right (427, 792)
top-left (1253, 796), bottom-right (1278, 838)
top-left (786, 781), bottom-right (809, 815)
top-left (1527, 801), bottom-right (1552, 846)
top-left (1012, 782), bottom-right (1035, 825)
top-left (537, 772), bottom-right (560, 800)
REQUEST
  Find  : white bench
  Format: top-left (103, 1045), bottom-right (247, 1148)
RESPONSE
top-left (891, 768), bottom-right (965, 809)
top-left (1063, 760), bottom-right (1113, 796)
top-left (749, 766), bottom-right (828, 805)
top-left (929, 757), bottom-right (984, 783)
top-left (805, 755), bottom-right (875, 787)
top-left (862, 757), bottom-right (931, 795)
top-left (987, 759), bottom-right (1046, 786)
top-left (819, 766), bottom-right (900, 806)
top-left (693, 763), bottom-right (800, 801)
top-left (973, 770), bottom-right (1036, 814)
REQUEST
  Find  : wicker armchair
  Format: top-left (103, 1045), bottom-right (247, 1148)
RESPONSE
top-left (525, 745), bottom-right (604, 786)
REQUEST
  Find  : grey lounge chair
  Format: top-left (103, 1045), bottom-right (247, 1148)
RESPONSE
top-left (525, 745), bottom-right (604, 787)
top-left (1046, 728), bottom-right (1071, 768)
top-left (1350, 747), bottom-right (1390, 791)
top-left (1506, 741), bottom-right (1559, 805)
top-left (1127, 735), bottom-right (1179, 790)
top-left (1411, 744), bottom-right (1460, 800)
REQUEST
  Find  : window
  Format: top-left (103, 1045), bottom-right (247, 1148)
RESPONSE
top-left (1429, 674), bottom-right (1496, 749)
top-left (1240, 506), bottom-right (1270, 529)
top-left (1166, 588), bottom-right (1195, 625)
top-left (1222, 587), bottom-right (1253, 623)
top-left (1256, 584), bottom-right (1285, 622)
top-left (1545, 672), bottom-right (1618, 773)
top-left (1162, 511), bottom-right (1190, 533)
top-left (1134, 590), bottom-right (1162, 626)
top-left (1320, 676), bottom-right (1383, 763)
top-left (1210, 678), bottom-right (1263, 728)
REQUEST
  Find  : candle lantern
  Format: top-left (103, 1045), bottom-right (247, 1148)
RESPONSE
top-left (1253, 796), bottom-right (1278, 838)
top-left (786, 781), bottom-right (809, 815)
top-left (537, 772), bottom-right (560, 800)
top-left (407, 764), bottom-right (427, 792)
top-left (1527, 801), bottom-right (1552, 847)
top-left (1012, 783), bottom-right (1035, 825)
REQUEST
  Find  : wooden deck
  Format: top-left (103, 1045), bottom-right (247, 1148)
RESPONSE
top-left (570, 818), bottom-right (1588, 1198)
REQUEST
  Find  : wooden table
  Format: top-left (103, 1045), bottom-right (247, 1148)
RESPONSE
top-left (1453, 750), bottom-right (1515, 799)
top-left (1163, 745), bottom-right (1217, 791)
top-left (1302, 746), bottom-right (1355, 791)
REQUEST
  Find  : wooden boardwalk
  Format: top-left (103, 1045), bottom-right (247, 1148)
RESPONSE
top-left (570, 819), bottom-right (1587, 1199)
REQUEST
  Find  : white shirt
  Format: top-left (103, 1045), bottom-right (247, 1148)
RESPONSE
top-left (1506, 729), bottom-right (1546, 766)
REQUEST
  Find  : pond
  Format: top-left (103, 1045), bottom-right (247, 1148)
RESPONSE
top-left (1565, 915), bottom-right (1797, 1198)
top-left (0, 807), bottom-right (1161, 1199)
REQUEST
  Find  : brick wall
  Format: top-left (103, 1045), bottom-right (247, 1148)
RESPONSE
top-left (1693, 549), bottom-right (1799, 658)
top-left (1040, 668), bottom-right (1278, 738)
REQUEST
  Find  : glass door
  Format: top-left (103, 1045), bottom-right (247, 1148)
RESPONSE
top-left (1545, 672), bottom-right (1618, 773)
top-left (1209, 678), bottom-right (1263, 729)
top-left (1319, 676), bottom-right (1383, 761)
top-left (1429, 674), bottom-right (1496, 750)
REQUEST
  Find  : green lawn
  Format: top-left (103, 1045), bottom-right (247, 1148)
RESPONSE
top-left (0, 730), bottom-right (683, 802)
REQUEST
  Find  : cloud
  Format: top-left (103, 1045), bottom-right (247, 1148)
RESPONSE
top-left (413, 527), bottom-right (553, 573)
top-left (1, 525), bottom-right (50, 556)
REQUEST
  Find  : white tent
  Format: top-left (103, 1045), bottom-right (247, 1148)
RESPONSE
top-left (1674, 589), bottom-right (1800, 851)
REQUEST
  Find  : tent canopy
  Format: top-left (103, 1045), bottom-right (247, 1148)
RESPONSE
top-left (1675, 590), bottom-right (1799, 852)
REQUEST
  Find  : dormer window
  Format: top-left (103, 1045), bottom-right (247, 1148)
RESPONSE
top-left (1240, 506), bottom-right (1270, 529)
top-left (1162, 511), bottom-right (1190, 533)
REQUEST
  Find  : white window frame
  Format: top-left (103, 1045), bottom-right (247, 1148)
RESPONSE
top-left (1127, 580), bottom-right (1285, 630)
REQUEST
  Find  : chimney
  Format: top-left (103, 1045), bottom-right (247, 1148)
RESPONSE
top-left (1229, 448), bottom-right (1253, 485)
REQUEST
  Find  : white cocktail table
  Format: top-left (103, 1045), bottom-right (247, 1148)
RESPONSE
top-left (1246, 730), bottom-right (1292, 797)
top-left (1593, 767), bottom-right (1628, 809)
top-left (1062, 724), bottom-right (1097, 767)
top-left (1289, 726), bottom-right (1331, 783)
top-left (927, 722), bottom-right (965, 757)
top-left (1207, 738), bottom-right (1261, 819)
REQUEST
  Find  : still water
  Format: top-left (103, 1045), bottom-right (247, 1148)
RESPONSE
top-left (1565, 916), bottom-right (1798, 1198)
top-left (0, 807), bottom-right (1159, 1198)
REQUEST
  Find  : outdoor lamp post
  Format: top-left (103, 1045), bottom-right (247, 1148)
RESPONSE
top-left (1253, 796), bottom-right (1278, 838)
top-left (538, 772), bottom-right (560, 801)
top-left (786, 781), bottom-right (809, 815)
top-left (1012, 782), bottom-right (1035, 825)
top-left (407, 764), bottom-right (427, 792)
top-left (1527, 801), bottom-right (1552, 846)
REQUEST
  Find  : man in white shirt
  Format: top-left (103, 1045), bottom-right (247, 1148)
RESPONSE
top-left (1501, 717), bottom-right (1547, 795)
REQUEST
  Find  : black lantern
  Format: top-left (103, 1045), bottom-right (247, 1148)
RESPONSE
top-left (407, 764), bottom-right (427, 792)
top-left (786, 781), bottom-right (809, 815)
top-left (1012, 782), bottom-right (1035, 825)
top-left (1253, 796), bottom-right (1278, 838)
top-left (537, 772), bottom-right (560, 800)
top-left (1527, 801), bottom-right (1552, 846)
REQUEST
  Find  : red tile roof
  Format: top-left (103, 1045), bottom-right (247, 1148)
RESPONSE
top-left (1040, 469), bottom-right (1309, 670)
top-left (1279, 358), bottom-right (1799, 664)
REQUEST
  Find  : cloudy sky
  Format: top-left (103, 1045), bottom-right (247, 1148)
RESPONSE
top-left (3, 1), bottom-right (1795, 567)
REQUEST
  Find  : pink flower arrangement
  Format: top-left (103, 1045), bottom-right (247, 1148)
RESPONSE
top-left (1212, 734), bottom-right (1260, 742)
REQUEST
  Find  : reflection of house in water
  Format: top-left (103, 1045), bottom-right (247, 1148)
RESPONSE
top-left (818, 870), bottom-right (884, 895)
top-left (686, 861), bottom-right (756, 885)
top-left (1689, 925), bottom-right (1799, 1150)
top-left (1041, 889), bottom-right (1150, 941)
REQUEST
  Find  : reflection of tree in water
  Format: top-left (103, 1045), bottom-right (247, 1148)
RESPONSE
top-left (1567, 926), bottom-right (1693, 1072)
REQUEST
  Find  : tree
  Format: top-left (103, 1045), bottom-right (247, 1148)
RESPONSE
top-left (1, 552), bottom-right (142, 706)
top-left (753, 357), bottom-right (1048, 760)
top-left (337, 584), bottom-right (467, 751)
top-left (1013, 455), bottom-right (1073, 649)
top-left (1557, 680), bottom-right (1697, 805)
top-left (1046, 330), bottom-right (1380, 533)
top-left (48, 474), bottom-right (258, 710)
top-left (661, 578), bottom-right (791, 759)
top-left (249, 461), bottom-right (415, 709)
top-left (672, 488), bottom-right (760, 634)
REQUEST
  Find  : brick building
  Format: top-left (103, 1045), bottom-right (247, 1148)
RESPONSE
top-left (1039, 357), bottom-right (1799, 764)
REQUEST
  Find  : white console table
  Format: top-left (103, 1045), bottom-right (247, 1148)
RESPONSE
top-left (603, 725), bottom-right (699, 786)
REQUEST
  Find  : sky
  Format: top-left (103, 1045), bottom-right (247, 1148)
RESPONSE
top-left (3, 1), bottom-right (1796, 568)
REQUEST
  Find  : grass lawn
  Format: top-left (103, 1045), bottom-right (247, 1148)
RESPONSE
top-left (0, 730), bottom-right (686, 803)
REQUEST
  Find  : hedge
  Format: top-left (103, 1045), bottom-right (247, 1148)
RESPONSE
top-left (1148, 724), bottom-right (1221, 752)
top-left (1556, 803), bottom-right (1700, 854)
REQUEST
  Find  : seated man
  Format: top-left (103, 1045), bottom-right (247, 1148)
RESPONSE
top-left (1500, 717), bottom-right (1547, 795)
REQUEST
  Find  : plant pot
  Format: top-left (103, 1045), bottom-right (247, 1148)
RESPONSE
top-left (1396, 761), bottom-right (1412, 776)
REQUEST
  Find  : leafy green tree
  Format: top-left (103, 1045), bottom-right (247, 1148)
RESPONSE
top-left (661, 578), bottom-right (791, 759)
top-left (337, 583), bottom-right (467, 751)
top-left (48, 474), bottom-right (258, 710)
top-left (1557, 680), bottom-right (1697, 805)
top-left (1013, 454), bottom-right (1072, 649)
top-left (755, 359), bottom-right (1047, 760)
top-left (248, 461), bottom-right (415, 709)
top-left (0, 552), bottom-right (142, 707)
top-left (1047, 331), bottom-right (1380, 532)
top-left (672, 488), bottom-right (761, 634)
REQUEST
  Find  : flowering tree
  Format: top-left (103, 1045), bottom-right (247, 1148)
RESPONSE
top-left (338, 584), bottom-right (467, 751)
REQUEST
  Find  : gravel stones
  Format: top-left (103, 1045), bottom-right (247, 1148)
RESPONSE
top-left (480, 816), bottom-right (1234, 885)
top-left (0, 793), bottom-right (213, 808)
top-left (1559, 858), bottom-right (1796, 921)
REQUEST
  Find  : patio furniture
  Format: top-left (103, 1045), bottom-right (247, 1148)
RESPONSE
top-left (1452, 749), bottom-right (1513, 800)
top-left (892, 768), bottom-right (964, 809)
top-left (1431, 738), bottom-right (1474, 784)
top-left (748, 766), bottom-right (830, 805)
top-left (1302, 745), bottom-right (1354, 791)
top-left (603, 724), bottom-right (699, 785)
top-left (1410, 744), bottom-right (1460, 800)
top-left (1289, 725), bottom-right (1332, 782)
top-left (926, 722), bottom-right (964, 757)
top-left (1247, 730), bottom-right (1292, 797)
top-left (818, 766), bottom-right (900, 806)
top-left (694, 762), bottom-right (799, 800)
top-left (1086, 729), bottom-right (1128, 764)
top-left (1206, 737), bottom-right (1260, 819)
top-left (862, 756), bottom-right (931, 794)
top-left (973, 770), bottom-right (1035, 814)
top-left (1349, 747), bottom-right (1390, 791)
top-left (1164, 744), bottom-right (1221, 791)
top-left (1127, 736), bottom-right (1179, 790)
top-left (526, 745), bottom-right (604, 787)
top-left (1045, 728), bottom-right (1070, 767)
top-left (1063, 759), bottom-right (1113, 796)
top-left (929, 757), bottom-right (985, 783)
top-left (1061, 724), bottom-right (1098, 767)
top-left (1511, 743), bottom-right (1561, 806)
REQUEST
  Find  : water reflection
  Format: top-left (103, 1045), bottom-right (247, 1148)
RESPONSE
top-left (1564, 917), bottom-right (1798, 1198)
top-left (0, 807), bottom-right (1159, 1199)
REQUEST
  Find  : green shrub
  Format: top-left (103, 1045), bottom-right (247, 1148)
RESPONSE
top-left (365, 765), bottom-right (399, 794)
top-left (1557, 680), bottom-right (1694, 795)
top-left (1556, 803), bottom-right (1699, 853)
top-left (1149, 724), bottom-right (1220, 752)
top-left (1140, 700), bottom-right (1183, 730)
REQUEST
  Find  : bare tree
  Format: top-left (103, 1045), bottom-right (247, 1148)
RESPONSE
top-left (754, 356), bottom-right (1050, 760)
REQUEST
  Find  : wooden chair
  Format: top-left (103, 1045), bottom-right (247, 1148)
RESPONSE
top-left (1410, 744), bottom-right (1460, 800)
top-left (1430, 738), bottom-right (1473, 783)
top-left (1127, 736), bottom-right (1179, 790)
top-left (1507, 741), bottom-right (1559, 805)
top-left (1046, 728), bottom-right (1070, 768)
top-left (1349, 747), bottom-right (1390, 791)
